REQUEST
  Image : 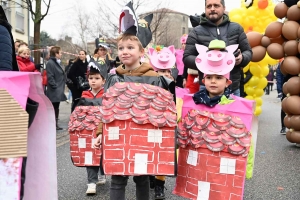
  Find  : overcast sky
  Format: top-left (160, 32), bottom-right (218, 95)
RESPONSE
top-left (34, 0), bottom-right (241, 40)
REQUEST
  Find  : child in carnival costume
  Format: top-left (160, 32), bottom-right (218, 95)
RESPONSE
top-left (175, 34), bottom-right (188, 88)
top-left (173, 40), bottom-right (255, 199)
top-left (147, 44), bottom-right (178, 199)
top-left (68, 61), bottom-right (108, 195)
top-left (94, 2), bottom-right (176, 200)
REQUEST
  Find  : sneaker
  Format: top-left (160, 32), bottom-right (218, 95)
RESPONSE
top-left (277, 93), bottom-right (283, 99)
top-left (97, 175), bottom-right (106, 185)
top-left (280, 127), bottom-right (286, 135)
top-left (86, 183), bottom-right (96, 194)
top-left (295, 143), bottom-right (300, 148)
top-left (155, 185), bottom-right (165, 200)
top-left (66, 100), bottom-right (70, 103)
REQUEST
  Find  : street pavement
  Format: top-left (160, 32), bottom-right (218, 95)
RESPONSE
top-left (56, 90), bottom-right (300, 200)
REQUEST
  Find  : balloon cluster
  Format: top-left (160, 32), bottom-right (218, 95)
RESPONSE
top-left (265, 0), bottom-right (300, 144)
top-left (230, 0), bottom-right (277, 33)
top-left (229, 0), bottom-right (278, 116)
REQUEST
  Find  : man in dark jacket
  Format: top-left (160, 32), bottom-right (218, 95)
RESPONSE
top-left (183, 0), bottom-right (252, 96)
top-left (0, 6), bottom-right (18, 71)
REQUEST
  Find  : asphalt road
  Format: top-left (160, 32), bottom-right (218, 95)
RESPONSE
top-left (56, 90), bottom-right (300, 200)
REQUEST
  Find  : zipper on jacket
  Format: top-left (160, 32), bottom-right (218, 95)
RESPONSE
top-left (216, 27), bottom-right (221, 40)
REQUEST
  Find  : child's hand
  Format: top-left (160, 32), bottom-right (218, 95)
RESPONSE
top-left (93, 135), bottom-right (102, 149)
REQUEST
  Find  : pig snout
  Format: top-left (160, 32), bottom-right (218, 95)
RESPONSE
top-left (158, 53), bottom-right (171, 63)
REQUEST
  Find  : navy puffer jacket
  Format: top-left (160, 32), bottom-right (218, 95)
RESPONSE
top-left (0, 5), bottom-right (18, 71)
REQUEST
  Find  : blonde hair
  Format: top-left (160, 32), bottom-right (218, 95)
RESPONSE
top-left (18, 46), bottom-right (30, 55)
top-left (117, 33), bottom-right (143, 51)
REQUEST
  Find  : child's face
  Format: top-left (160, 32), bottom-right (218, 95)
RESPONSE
top-left (118, 39), bottom-right (144, 69)
top-left (202, 74), bottom-right (231, 98)
top-left (88, 74), bottom-right (105, 90)
top-left (157, 69), bottom-right (174, 81)
top-left (19, 51), bottom-right (30, 59)
top-left (97, 47), bottom-right (107, 57)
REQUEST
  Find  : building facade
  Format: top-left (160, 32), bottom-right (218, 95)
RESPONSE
top-left (140, 8), bottom-right (189, 49)
top-left (1, 0), bottom-right (29, 43)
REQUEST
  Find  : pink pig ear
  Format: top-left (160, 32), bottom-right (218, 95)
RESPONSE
top-left (168, 45), bottom-right (175, 54)
top-left (226, 44), bottom-right (239, 54)
top-left (195, 44), bottom-right (208, 55)
top-left (148, 48), bottom-right (155, 56)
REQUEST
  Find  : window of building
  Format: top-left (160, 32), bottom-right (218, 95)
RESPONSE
top-left (15, 0), bottom-right (24, 33)
top-left (15, 0), bottom-right (23, 13)
top-left (183, 16), bottom-right (185, 22)
top-left (182, 27), bottom-right (186, 34)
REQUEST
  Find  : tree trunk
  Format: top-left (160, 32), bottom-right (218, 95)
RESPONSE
top-left (33, 21), bottom-right (41, 64)
top-left (33, 0), bottom-right (42, 64)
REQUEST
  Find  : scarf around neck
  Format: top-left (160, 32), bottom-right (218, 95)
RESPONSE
top-left (193, 87), bottom-right (231, 107)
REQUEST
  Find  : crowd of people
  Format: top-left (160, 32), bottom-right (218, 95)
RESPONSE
top-left (1, 0), bottom-right (291, 199)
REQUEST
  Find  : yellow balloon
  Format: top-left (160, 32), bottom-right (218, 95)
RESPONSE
top-left (248, 76), bottom-right (260, 87)
top-left (245, 95), bottom-right (254, 100)
top-left (258, 59), bottom-right (268, 67)
top-left (261, 65), bottom-right (269, 77)
top-left (255, 97), bottom-right (263, 106)
top-left (253, 88), bottom-right (264, 97)
top-left (247, 6), bottom-right (257, 16)
top-left (243, 64), bottom-right (250, 73)
top-left (254, 106), bottom-right (262, 116)
top-left (230, 15), bottom-right (243, 24)
top-left (250, 65), bottom-right (261, 77)
top-left (245, 86), bottom-right (255, 96)
top-left (257, 77), bottom-right (268, 89)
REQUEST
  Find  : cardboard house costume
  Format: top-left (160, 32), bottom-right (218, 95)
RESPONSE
top-left (101, 82), bottom-right (177, 175)
top-left (99, 2), bottom-right (177, 176)
top-left (68, 62), bottom-right (107, 167)
top-left (173, 40), bottom-right (255, 200)
top-left (0, 72), bottom-right (58, 200)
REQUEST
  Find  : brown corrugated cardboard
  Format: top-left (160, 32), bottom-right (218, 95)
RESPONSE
top-left (0, 89), bottom-right (28, 158)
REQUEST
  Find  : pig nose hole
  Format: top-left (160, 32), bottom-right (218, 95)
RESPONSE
top-left (208, 54), bottom-right (211, 57)
top-left (227, 60), bottom-right (233, 65)
top-left (218, 54), bottom-right (222, 57)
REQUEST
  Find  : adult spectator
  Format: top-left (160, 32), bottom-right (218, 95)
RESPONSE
top-left (0, 6), bottom-right (18, 71)
top-left (15, 40), bottom-right (21, 55)
top-left (183, 0), bottom-right (252, 96)
top-left (67, 50), bottom-right (89, 112)
top-left (276, 61), bottom-right (284, 99)
top-left (46, 46), bottom-right (67, 130)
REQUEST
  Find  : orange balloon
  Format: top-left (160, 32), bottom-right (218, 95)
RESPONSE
top-left (258, 0), bottom-right (268, 9)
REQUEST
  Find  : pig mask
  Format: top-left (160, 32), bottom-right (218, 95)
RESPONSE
top-left (148, 45), bottom-right (176, 71)
top-left (195, 43), bottom-right (238, 76)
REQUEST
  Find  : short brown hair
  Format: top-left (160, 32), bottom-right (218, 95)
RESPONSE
top-left (94, 48), bottom-right (99, 55)
top-left (18, 41), bottom-right (28, 47)
top-left (87, 71), bottom-right (105, 80)
top-left (205, 0), bottom-right (225, 6)
top-left (117, 33), bottom-right (143, 50)
top-left (50, 46), bottom-right (61, 57)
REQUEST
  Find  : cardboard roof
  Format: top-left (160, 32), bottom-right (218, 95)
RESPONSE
top-left (100, 82), bottom-right (176, 128)
top-left (178, 109), bottom-right (251, 156)
top-left (0, 89), bottom-right (28, 158)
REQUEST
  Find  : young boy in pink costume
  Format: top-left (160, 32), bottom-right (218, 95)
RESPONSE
top-left (148, 45), bottom-right (178, 199)
top-left (192, 39), bottom-right (238, 106)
